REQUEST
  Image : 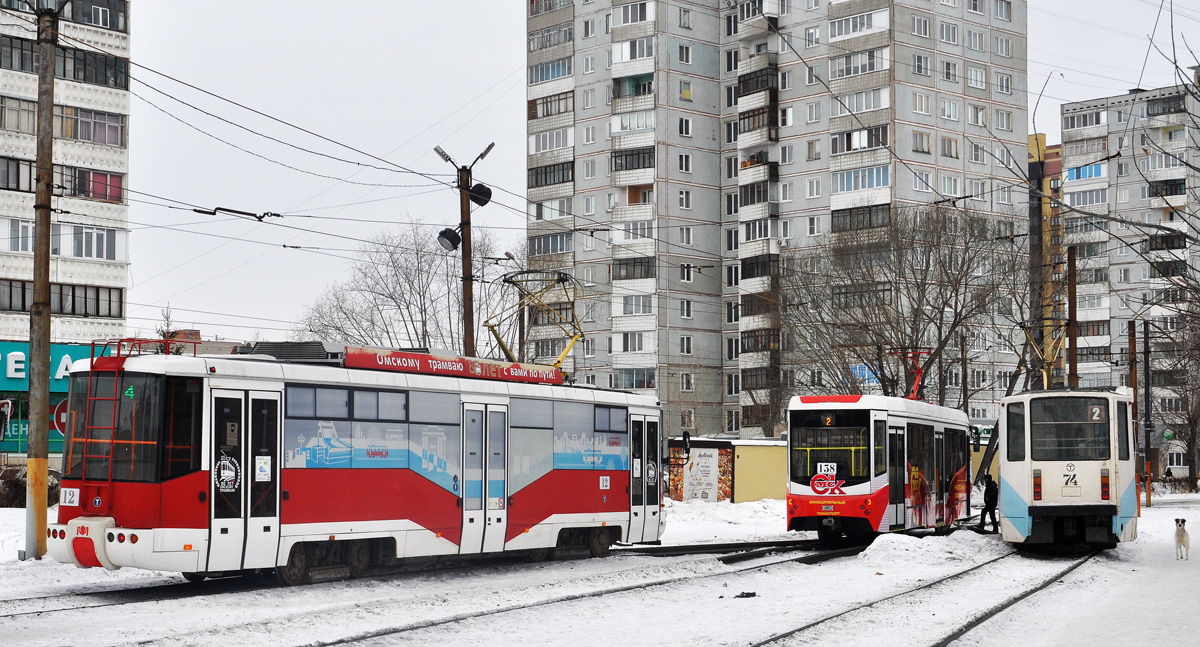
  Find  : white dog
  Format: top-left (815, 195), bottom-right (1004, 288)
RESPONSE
top-left (1176, 518), bottom-right (1190, 560)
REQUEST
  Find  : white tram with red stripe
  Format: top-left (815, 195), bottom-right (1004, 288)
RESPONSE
top-left (787, 395), bottom-right (972, 541)
top-left (47, 341), bottom-right (663, 584)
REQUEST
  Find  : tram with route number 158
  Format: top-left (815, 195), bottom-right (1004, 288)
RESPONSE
top-left (787, 395), bottom-right (972, 541)
top-left (46, 340), bottom-right (663, 585)
top-left (998, 389), bottom-right (1138, 548)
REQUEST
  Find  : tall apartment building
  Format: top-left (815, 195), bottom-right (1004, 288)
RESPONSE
top-left (1058, 83), bottom-right (1198, 464)
top-left (1028, 134), bottom-right (1061, 386)
top-left (526, 0), bottom-right (1028, 439)
top-left (0, 1), bottom-right (129, 455)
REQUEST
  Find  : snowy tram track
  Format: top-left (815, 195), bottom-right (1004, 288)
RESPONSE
top-left (296, 546), bottom-right (866, 647)
top-left (928, 550), bottom-right (1099, 647)
top-left (749, 550), bottom-right (1099, 647)
top-left (6, 549), bottom-right (824, 647)
top-left (0, 539), bottom-right (815, 620)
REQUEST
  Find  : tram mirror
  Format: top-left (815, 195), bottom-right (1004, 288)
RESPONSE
top-left (973, 431), bottom-right (980, 452)
top-left (682, 431), bottom-right (691, 455)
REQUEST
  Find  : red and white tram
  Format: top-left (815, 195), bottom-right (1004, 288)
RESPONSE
top-left (47, 341), bottom-right (663, 584)
top-left (787, 395), bottom-right (972, 540)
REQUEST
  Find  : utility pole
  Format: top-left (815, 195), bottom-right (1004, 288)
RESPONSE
top-left (457, 164), bottom-right (475, 357)
top-left (960, 332), bottom-right (969, 414)
top-left (1066, 246), bottom-right (1078, 388)
top-left (434, 143), bottom-right (494, 359)
top-left (1143, 320), bottom-right (1153, 506)
top-left (1129, 324), bottom-right (1141, 504)
top-left (24, 5), bottom-right (60, 561)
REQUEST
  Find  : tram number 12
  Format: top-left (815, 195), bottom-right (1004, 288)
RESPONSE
top-left (1063, 473), bottom-right (1078, 486)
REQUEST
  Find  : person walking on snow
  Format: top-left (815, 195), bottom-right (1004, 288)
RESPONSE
top-left (978, 474), bottom-right (998, 533)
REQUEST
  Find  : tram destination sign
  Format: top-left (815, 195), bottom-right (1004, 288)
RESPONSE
top-left (343, 347), bottom-right (564, 385)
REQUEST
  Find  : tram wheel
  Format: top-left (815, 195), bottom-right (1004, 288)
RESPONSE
top-left (346, 540), bottom-right (371, 578)
top-left (181, 572), bottom-right (206, 583)
top-left (526, 547), bottom-right (553, 562)
top-left (588, 528), bottom-right (612, 558)
top-left (276, 544), bottom-right (309, 586)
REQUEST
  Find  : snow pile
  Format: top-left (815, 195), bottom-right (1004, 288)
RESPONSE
top-left (659, 497), bottom-right (792, 544)
top-left (856, 528), bottom-right (1007, 568)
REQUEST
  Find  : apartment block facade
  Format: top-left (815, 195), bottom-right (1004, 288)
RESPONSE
top-left (526, 0), bottom-right (1028, 439)
top-left (1058, 84), bottom-right (1198, 461)
top-left (0, 1), bottom-right (129, 455)
top-left (0, 1), bottom-right (129, 344)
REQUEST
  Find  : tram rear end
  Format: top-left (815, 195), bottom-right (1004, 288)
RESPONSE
top-left (998, 390), bottom-right (1138, 548)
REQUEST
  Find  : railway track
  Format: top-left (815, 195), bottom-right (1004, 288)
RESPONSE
top-left (300, 544), bottom-right (869, 646)
top-left (748, 549), bottom-right (1099, 647)
top-left (0, 538), bottom-right (821, 624)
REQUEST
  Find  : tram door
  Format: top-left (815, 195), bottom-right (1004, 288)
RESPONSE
top-left (461, 403), bottom-right (508, 554)
top-left (628, 416), bottom-right (661, 543)
top-left (888, 426), bottom-right (907, 530)
top-left (208, 389), bottom-right (281, 572)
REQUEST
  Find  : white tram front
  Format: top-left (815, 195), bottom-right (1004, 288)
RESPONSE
top-left (998, 389), bottom-right (1138, 548)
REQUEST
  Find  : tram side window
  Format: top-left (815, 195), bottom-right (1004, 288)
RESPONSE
top-left (873, 420), bottom-right (886, 476)
top-left (1118, 401), bottom-right (1130, 460)
top-left (595, 406), bottom-right (628, 432)
top-left (161, 377), bottom-right (202, 480)
top-left (316, 388), bottom-right (348, 418)
top-left (287, 387), bottom-right (315, 417)
top-left (510, 398), bottom-right (554, 493)
top-left (1006, 403), bottom-right (1025, 461)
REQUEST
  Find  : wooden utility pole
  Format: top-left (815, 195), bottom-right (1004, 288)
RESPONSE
top-left (457, 165), bottom-right (475, 358)
top-left (960, 332), bottom-right (969, 414)
top-left (1144, 320), bottom-right (1153, 506)
top-left (25, 6), bottom-right (60, 561)
top-left (1066, 246), bottom-right (1078, 388)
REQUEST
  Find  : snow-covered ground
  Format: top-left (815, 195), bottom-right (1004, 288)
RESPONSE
top-left (0, 496), bottom-right (1196, 646)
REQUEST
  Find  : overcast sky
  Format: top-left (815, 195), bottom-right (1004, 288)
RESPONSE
top-left (126, 0), bottom-right (1196, 342)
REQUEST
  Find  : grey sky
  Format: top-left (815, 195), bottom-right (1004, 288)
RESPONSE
top-left (127, 0), bottom-right (1193, 341)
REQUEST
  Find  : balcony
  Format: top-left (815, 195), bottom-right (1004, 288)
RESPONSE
top-left (738, 200), bottom-right (779, 222)
top-left (613, 130), bottom-right (654, 150)
top-left (529, 0), bottom-right (572, 18)
top-left (738, 126), bottom-right (778, 150)
top-left (738, 160), bottom-right (778, 185)
top-left (612, 202), bottom-right (655, 222)
top-left (737, 89), bottom-right (776, 113)
top-left (611, 237), bottom-right (655, 258)
top-left (741, 52), bottom-right (777, 76)
top-left (738, 237), bottom-right (780, 259)
top-left (614, 167), bottom-right (655, 186)
top-left (738, 0), bottom-right (779, 39)
top-left (1150, 194), bottom-right (1188, 209)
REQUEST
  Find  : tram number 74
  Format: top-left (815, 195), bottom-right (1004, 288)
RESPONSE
top-left (1063, 473), bottom-right (1078, 486)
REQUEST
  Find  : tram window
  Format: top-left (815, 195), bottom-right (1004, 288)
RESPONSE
top-left (1006, 403), bottom-right (1025, 461)
top-left (354, 391), bottom-right (378, 420)
top-left (410, 391), bottom-right (460, 424)
top-left (595, 406), bottom-right (628, 432)
top-left (379, 391), bottom-right (407, 421)
top-left (286, 387), bottom-right (315, 418)
top-left (1030, 397), bottom-right (1110, 461)
top-left (315, 388), bottom-right (349, 419)
top-left (1118, 402), bottom-right (1130, 460)
top-left (162, 377), bottom-right (202, 480)
top-left (873, 420), bottom-right (886, 476)
top-left (511, 398), bottom-right (554, 428)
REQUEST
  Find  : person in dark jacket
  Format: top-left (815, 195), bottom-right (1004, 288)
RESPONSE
top-left (977, 474), bottom-right (999, 532)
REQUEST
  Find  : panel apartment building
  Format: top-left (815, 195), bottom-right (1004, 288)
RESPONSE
top-left (526, 0), bottom-right (1028, 439)
top-left (1058, 83), bottom-right (1199, 466)
top-left (0, 1), bottom-right (129, 454)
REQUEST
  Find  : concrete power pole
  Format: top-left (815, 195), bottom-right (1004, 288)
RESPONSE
top-left (24, 6), bottom-right (60, 561)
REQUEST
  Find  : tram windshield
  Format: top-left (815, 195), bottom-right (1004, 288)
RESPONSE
top-left (63, 372), bottom-right (203, 482)
top-left (789, 409), bottom-right (871, 486)
top-left (1030, 397), bottom-right (1111, 461)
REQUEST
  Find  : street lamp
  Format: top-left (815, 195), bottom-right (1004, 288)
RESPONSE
top-left (433, 143), bottom-right (495, 358)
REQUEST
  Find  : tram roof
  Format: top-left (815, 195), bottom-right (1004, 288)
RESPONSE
top-left (787, 394), bottom-right (970, 425)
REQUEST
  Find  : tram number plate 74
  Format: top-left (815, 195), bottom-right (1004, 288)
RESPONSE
top-left (1063, 474), bottom-right (1078, 486)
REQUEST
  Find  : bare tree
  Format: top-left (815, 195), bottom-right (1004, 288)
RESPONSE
top-left (296, 221), bottom-right (523, 357)
top-left (782, 204), bottom-right (1027, 409)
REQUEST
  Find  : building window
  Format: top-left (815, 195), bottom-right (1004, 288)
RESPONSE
top-left (679, 190), bottom-right (692, 209)
top-left (913, 92), bottom-right (930, 114)
top-left (528, 56), bottom-right (573, 85)
top-left (679, 117), bottom-right (692, 136)
top-left (939, 22), bottom-right (958, 45)
top-left (680, 263), bottom-right (694, 282)
top-left (54, 106), bottom-right (125, 147)
top-left (680, 81), bottom-right (692, 101)
top-left (680, 299), bottom-right (692, 319)
top-left (913, 54), bottom-right (930, 76)
top-left (941, 61), bottom-right (958, 83)
top-left (807, 177), bottom-right (821, 198)
top-left (912, 15), bottom-right (929, 37)
top-left (680, 335), bottom-right (693, 355)
top-left (678, 153), bottom-right (692, 173)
